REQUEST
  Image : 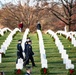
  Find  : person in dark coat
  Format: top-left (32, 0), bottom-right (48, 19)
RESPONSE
top-left (25, 66), bottom-right (31, 75)
top-left (24, 37), bottom-right (30, 64)
top-left (16, 39), bottom-right (23, 63)
top-left (18, 22), bottom-right (23, 31)
top-left (23, 40), bottom-right (36, 67)
top-left (37, 22), bottom-right (41, 30)
top-left (24, 37), bottom-right (30, 54)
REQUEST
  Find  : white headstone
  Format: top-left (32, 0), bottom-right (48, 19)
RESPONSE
top-left (64, 26), bottom-right (67, 32)
top-left (66, 63), bottom-right (74, 69)
top-left (41, 54), bottom-right (46, 59)
top-left (61, 50), bottom-right (66, 58)
top-left (16, 63), bottom-right (23, 69)
top-left (0, 54), bottom-right (2, 63)
top-left (41, 59), bottom-right (48, 68)
top-left (16, 58), bottom-right (23, 69)
top-left (74, 41), bottom-right (76, 47)
top-left (1, 46), bottom-right (6, 54)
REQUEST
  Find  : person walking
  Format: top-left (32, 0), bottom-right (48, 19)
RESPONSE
top-left (24, 37), bottom-right (31, 55)
top-left (16, 39), bottom-right (23, 63)
top-left (23, 40), bottom-right (36, 67)
top-left (24, 37), bottom-right (31, 64)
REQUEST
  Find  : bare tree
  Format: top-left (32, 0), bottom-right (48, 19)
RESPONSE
top-left (0, 0), bottom-right (39, 31)
top-left (49, 0), bottom-right (76, 31)
top-left (1, 0), bottom-right (76, 31)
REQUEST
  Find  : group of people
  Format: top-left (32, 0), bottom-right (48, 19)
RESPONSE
top-left (17, 21), bottom-right (41, 75)
top-left (17, 38), bottom-right (36, 75)
top-left (17, 38), bottom-right (36, 67)
top-left (18, 21), bottom-right (41, 32)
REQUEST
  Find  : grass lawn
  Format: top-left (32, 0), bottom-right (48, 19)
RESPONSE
top-left (58, 34), bottom-right (76, 69)
top-left (0, 32), bottom-right (23, 75)
top-left (0, 32), bottom-right (76, 75)
top-left (43, 34), bottom-right (68, 75)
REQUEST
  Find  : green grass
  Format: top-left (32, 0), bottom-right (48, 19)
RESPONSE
top-left (29, 33), bottom-right (41, 75)
top-left (0, 32), bottom-right (23, 75)
top-left (43, 34), bottom-right (68, 75)
top-left (0, 32), bottom-right (76, 75)
top-left (58, 34), bottom-right (76, 68)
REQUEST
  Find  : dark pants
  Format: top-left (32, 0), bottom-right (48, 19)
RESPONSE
top-left (17, 51), bottom-right (23, 59)
top-left (23, 55), bottom-right (35, 66)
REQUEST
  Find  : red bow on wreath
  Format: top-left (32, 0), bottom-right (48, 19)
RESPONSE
top-left (16, 69), bottom-right (21, 74)
top-left (69, 69), bottom-right (74, 74)
top-left (43, 68), bottom-right (47, 74)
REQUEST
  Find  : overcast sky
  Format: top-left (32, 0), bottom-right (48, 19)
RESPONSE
top-left (0, 0), bottom-right (19, 4)
top-left (0, 0), bottom-right (58, 8)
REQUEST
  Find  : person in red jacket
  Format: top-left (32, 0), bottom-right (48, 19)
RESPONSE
top-left (18, 22), bottom-right (23, 32)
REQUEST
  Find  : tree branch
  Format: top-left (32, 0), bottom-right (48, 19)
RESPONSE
top-left (51, 10), bottom-right (68, 25)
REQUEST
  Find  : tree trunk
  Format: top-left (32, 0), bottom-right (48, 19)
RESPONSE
top-left (64, 25), bottom-right (70, 32)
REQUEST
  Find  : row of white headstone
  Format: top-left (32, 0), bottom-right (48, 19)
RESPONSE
top-left (37, 30), bottom-right (48, 68)
top-left (47, 30), bottom-right (74, 69)
top-left (22, 28), bottom-right (30, 58)
top-left (16, 28), bottom-right (29, 70)
top-left (22, 28), bottom-right (30, 51)
top-left (64, 26), bottom-right (76, 37)
top-left (68, 31), bottom-right (76, 37)
top-left (0, 28), bottom-right (21, 63)
top-left (56, 31), bottom-right (76, 47)
top-left (0, 28), bottom-right (12, 36)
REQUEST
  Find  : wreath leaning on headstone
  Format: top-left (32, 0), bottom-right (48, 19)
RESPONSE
top-left (14, 69), bottom-right (24, 75)
top-left (40, 68), bottom-right (49, 75)
top-left (67, 69), bottom-right (76, 75)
